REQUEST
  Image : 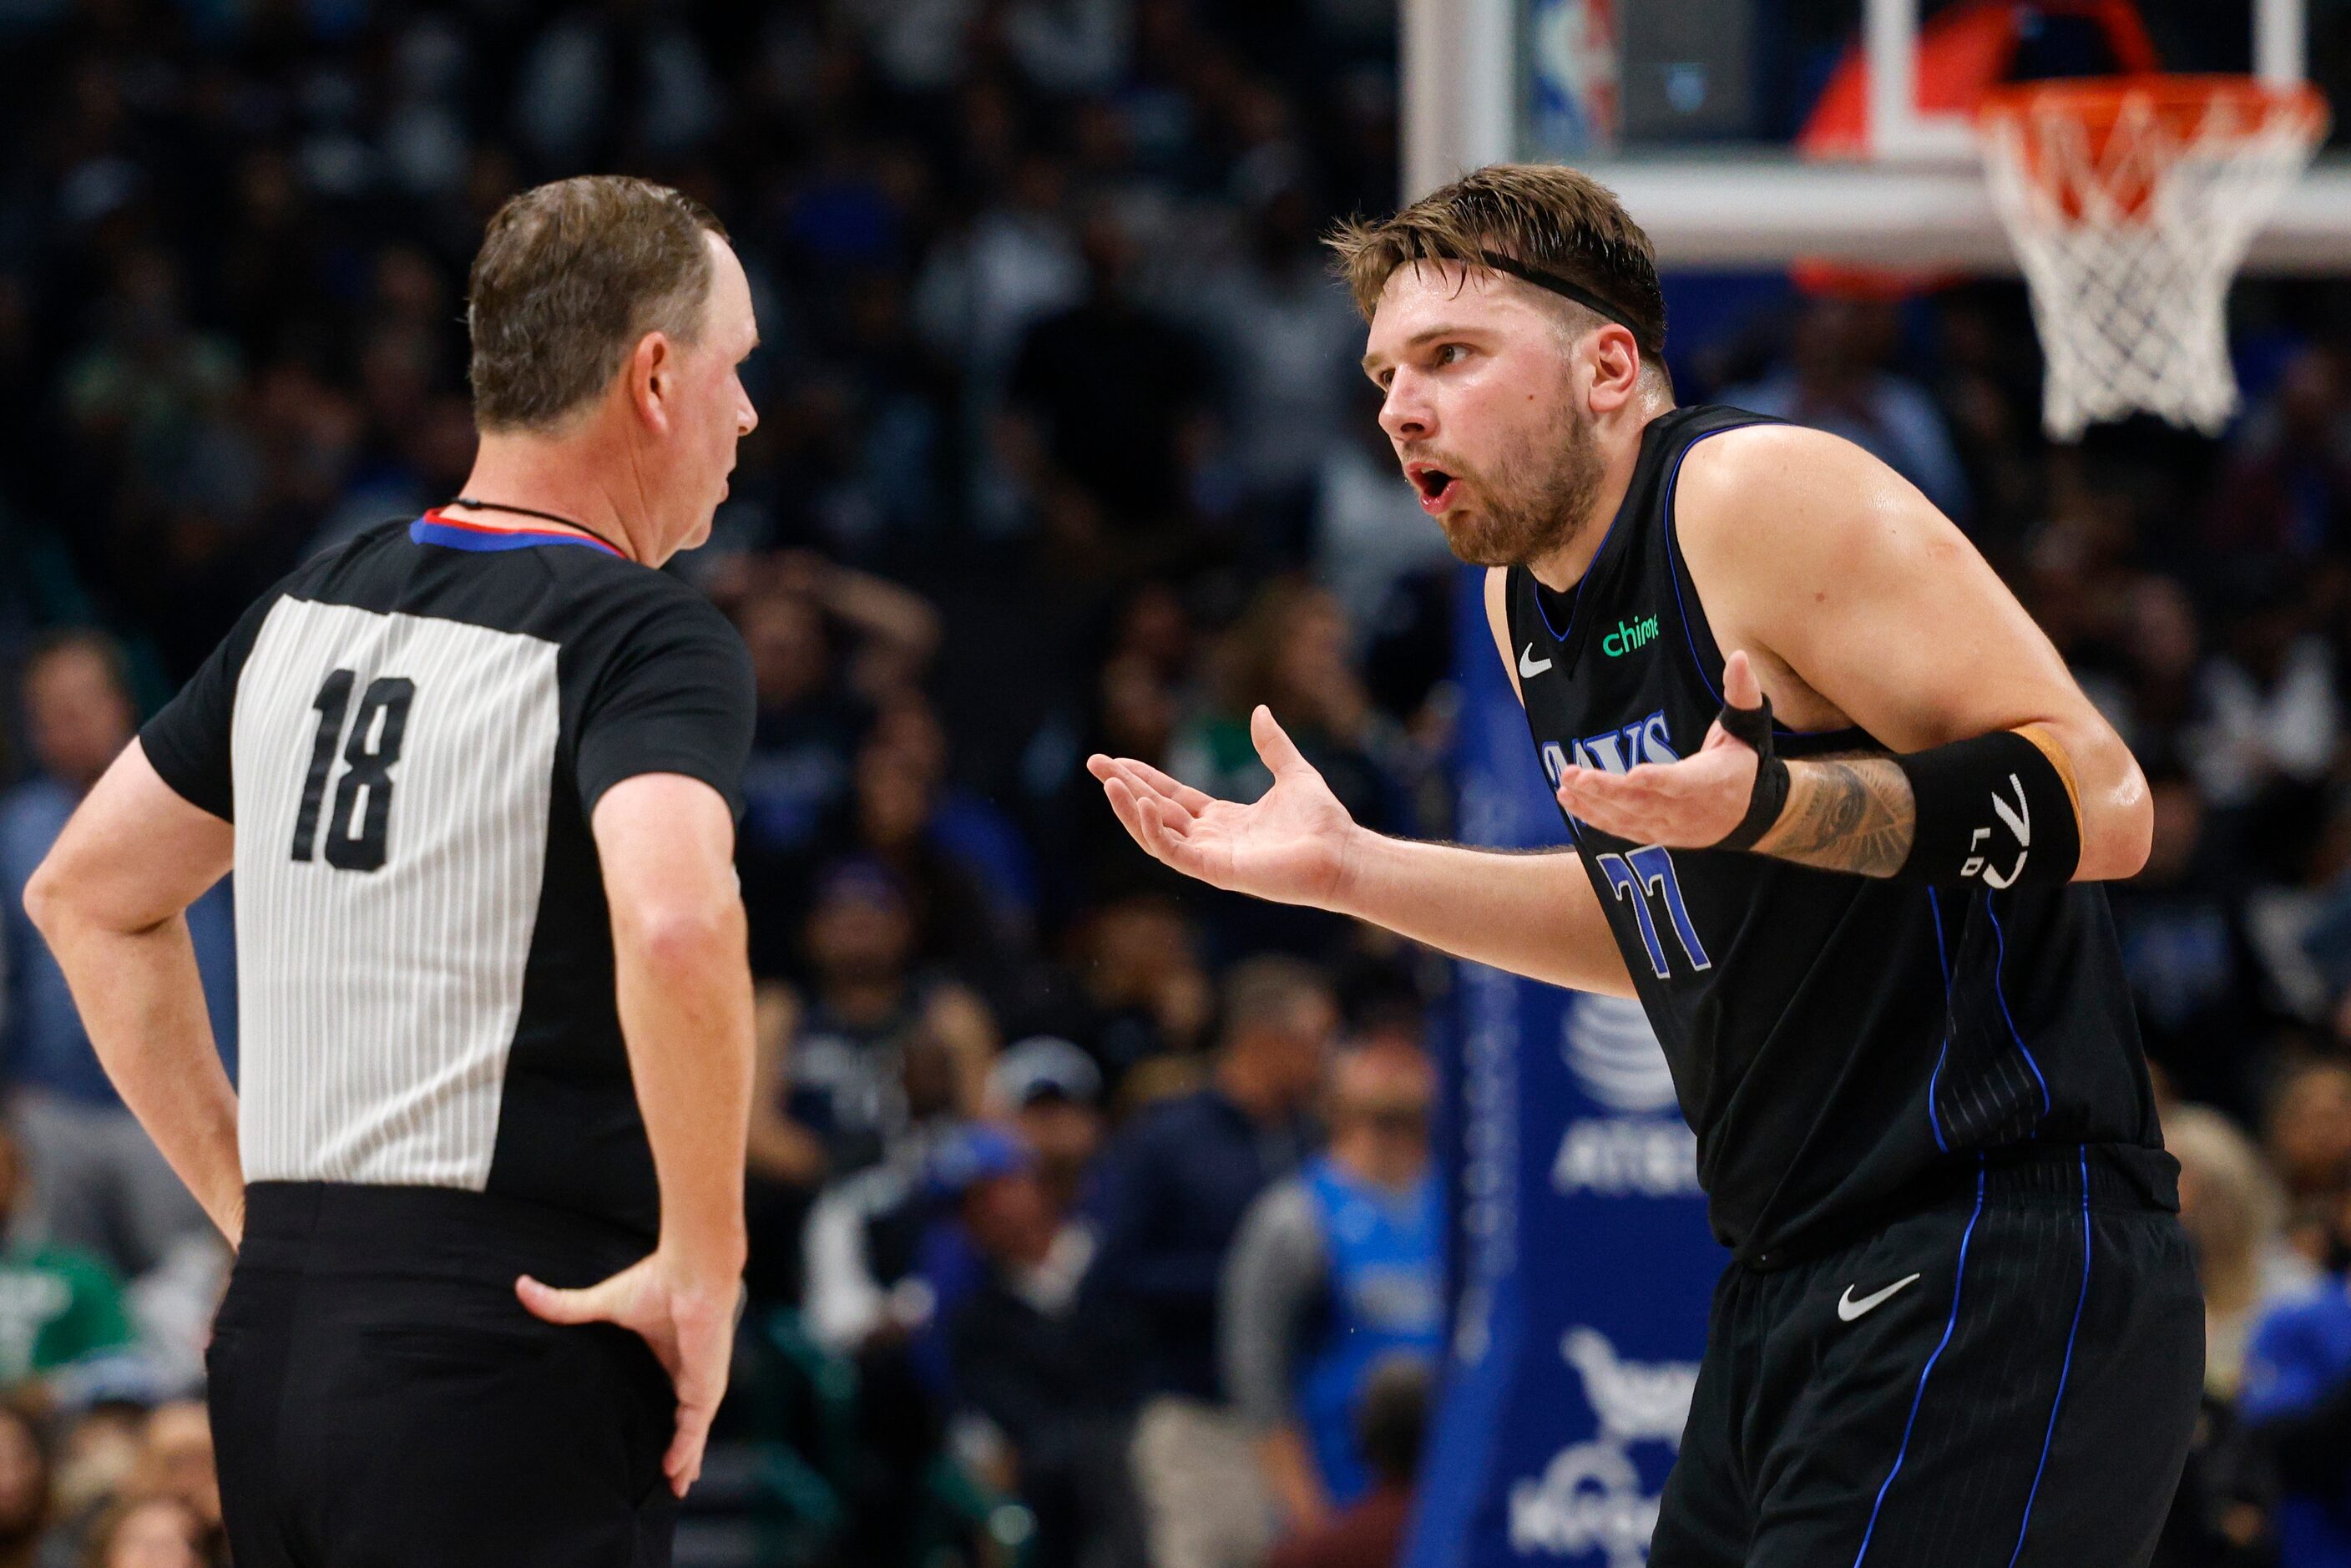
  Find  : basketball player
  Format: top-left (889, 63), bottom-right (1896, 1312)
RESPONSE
top-left (1089, 164), bottom-right (2201, 1568)
top-left (24, 176), bottom-right (759, 1565)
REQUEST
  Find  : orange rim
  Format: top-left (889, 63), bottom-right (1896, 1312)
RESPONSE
top-left (1977, 73), bottom-right (2328, 136)
top-left (1979, 74), bottom-right (2328, 222)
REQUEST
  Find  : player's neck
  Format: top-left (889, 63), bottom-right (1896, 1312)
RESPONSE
top-left (1524, 394), bottom-right (1671, 594)
top-left (456, 434), bottom-right (651, 564)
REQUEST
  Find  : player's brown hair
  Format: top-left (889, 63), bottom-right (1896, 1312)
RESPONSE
top-left (467, 175), bottom-right (730, 432)
top-left (1327, 163), bottom-right (1668, 371)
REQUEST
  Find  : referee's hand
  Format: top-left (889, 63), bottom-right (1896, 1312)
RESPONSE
top-left (517, 1254), bottom-right (740, 1497)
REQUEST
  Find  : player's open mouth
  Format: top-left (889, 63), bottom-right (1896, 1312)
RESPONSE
top-left (1408, 464), bottom-right (1459, 513)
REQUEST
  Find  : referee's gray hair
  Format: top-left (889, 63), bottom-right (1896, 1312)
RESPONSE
top-left (467, 175), bottom-right (729, 434)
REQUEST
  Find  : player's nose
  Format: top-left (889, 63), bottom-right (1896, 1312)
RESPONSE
top-left (1378, 374), bottom-right (1433, 443)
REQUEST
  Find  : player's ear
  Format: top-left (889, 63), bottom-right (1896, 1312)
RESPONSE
top-left (1586, 323), bottom-right (1642, 414)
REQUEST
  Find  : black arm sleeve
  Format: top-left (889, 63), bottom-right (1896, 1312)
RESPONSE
top-left (574, 594), bottom-right (756, 822)
top-left (138, 587), bottom-right (286, 822)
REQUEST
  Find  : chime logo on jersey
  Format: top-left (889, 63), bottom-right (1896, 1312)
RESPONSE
top-left (1600, 613), bottom-right (1660, 659)
top-left (1539, 710), bottom-right (1680, 791)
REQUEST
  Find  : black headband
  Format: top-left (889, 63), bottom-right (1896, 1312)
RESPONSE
top-left (1478, 251), bottom-right (1655, 352)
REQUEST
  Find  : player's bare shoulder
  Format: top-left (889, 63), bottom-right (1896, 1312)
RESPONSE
top-left (1671, 422), bottom-right (1969, 613)
top-left (1676, 422), bottom-right (1936, 554)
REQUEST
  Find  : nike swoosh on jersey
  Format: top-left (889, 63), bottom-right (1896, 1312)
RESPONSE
top-left (1837, 1272), bottom-right (1924, 1322)
top-left (1519, 645), bottom-right (1554, 677)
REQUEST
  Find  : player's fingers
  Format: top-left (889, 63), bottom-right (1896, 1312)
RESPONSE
top-left (1107, 778), bottom-right (1189, 869)
top-left (515, 1274), bottom-right (609, 1327)
top-left (1111, 756), bottom-right (1213, 816)
top-left (1251, 706), bottom-right (1312, 778)
top-left (1100, 776), bottom-right (1154, 848)
top-left (1101, 758), bottom-right (1186, 818)
top-left (1559, 766), bottom-right (1661, 808)
top-left (1723, 650), bottom-right (1763, 711)
top-left (1135, 796), bottom-right (1211, 872)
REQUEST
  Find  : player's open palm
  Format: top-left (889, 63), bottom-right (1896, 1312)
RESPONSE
top-left (1089, 706), bottom-right (1358, 909)
top-left (516, 1254), bottom-right (737, 1498)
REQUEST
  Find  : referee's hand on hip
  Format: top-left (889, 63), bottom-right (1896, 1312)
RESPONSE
top-left (518, 1256), bottom-right (742, 1497)
top-left (525, 773), bottom-right (762, 1498)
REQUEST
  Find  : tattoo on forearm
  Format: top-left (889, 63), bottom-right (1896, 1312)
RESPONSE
top-left (1753, 756), bottom-right (1916, 877)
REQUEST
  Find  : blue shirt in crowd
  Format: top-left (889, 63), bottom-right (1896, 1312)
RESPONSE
top-left (2243, 1275), bottom-right (2351, 1568)
top-left (1085, 1085), bottom-right (1306, 1404)
top-left (0, 777), bottom-right (238, 1105)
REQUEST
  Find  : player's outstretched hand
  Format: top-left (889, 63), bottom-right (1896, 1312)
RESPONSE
top-left (516, 1253), bottom-right (740, 1498)
top-left (1088, 706), bottom-right (1359, 909)
top-left (1554, 650), bottom-right (1767, 848)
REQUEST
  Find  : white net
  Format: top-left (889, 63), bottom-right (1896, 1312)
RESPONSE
top-left (1979, 80), bottom-right (2327, 441)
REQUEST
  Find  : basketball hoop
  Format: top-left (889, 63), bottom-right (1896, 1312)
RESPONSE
top-left (1977, 76), bottom-right (2328, 441)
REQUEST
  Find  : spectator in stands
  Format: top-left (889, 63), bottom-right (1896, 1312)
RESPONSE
top-left (1088, 957), bottom-right (1334, 1568)
top-left (0, 1404), bottom-right (47, 1568)
top-left (734, 581), bottom-right (873, 890)
top-left (47, 1404), bottom-right (144, 1558)
top-left (1013, 896), bottom-right (1215, 1100)
top-left (1724, 295), bottom-right (1970, 522)
top-left (75, 1494), bottom-right (205, 1568)
top-left (797, 1028), bottom-right (978, 1343)
top-left (799, 1038), bottom-right (988, 1568)
top-left (2243, 1271), bottom-right (2351, 1566)
top-left (844, 695), bottom-right (1035, 969)
top-left (0, 1123), bottom-right (134, 1388)
top-left (2207, 346), bottom-right (2351, 560)
top-left (125, 1404), bottom-right (219, 1557)
top-left (0, 635), bottom-right (231, 1281)
top-left (2187, 568), bottom-right (2340, 883)
top-left (2174, 1105), bottom-right (2323, 1399)
top-left (1265, 1357), bottom-right (1431, 1568)
top-left (1170, 578), bottom-right (1406, 839)
top-left (1312, 379), bottom-right (1458, 656)
top-left (1186, 175), bottom-right (1363, 559)
top-left (990, 1037), bottom-right (1109, 1215)
top-left (2265, 1060), bottom-right (2351, 1265)
top-left (940, 1121), bottom-right (1138, 1568)
top-left (1222, 1037), bottom-right (1440, 1532)
top-left (1000, 205), bottom-right (1215, 584)
top-left (2107, 770), bottom-right (2276, 1123)
top-left (783, 859), bottom-right (997, 1178)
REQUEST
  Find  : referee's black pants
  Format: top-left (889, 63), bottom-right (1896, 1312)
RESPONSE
top-left (209, 1182), bottom-right (679, 1568)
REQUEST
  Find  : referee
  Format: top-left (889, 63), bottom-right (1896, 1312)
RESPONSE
top-left (24, 175), bottom-right (761, 1565)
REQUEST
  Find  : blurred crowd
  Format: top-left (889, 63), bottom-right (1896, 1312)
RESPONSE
top-left (2, 0), bottom-right (2351, 1565)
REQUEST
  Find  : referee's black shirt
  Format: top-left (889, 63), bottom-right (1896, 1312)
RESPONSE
top-left (140, 510), bottom-right (756, 1240)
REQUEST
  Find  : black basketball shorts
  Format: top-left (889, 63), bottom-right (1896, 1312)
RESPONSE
top-left (208, 1182), bottom-right (679, 1568)
top-left (1651, 1144), bottom-right (2204, 1568)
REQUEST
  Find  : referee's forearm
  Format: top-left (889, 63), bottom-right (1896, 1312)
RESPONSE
top-left (610, 900), bottom-right (755, 1283)
top-left (39, 913), bottom-right (243, 1243)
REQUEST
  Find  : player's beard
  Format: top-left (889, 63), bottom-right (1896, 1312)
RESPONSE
top-left (1431, 401), bottom-right (1604, 569)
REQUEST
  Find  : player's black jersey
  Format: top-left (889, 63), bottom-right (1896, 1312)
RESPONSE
top-left (1504, 404), bottom-right (2173, 1262)
top-left (141, 512), bottom-right (756, 1240)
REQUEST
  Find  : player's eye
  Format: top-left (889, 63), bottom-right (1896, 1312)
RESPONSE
top-left (1434, 342), bottom-right (1469, 367)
